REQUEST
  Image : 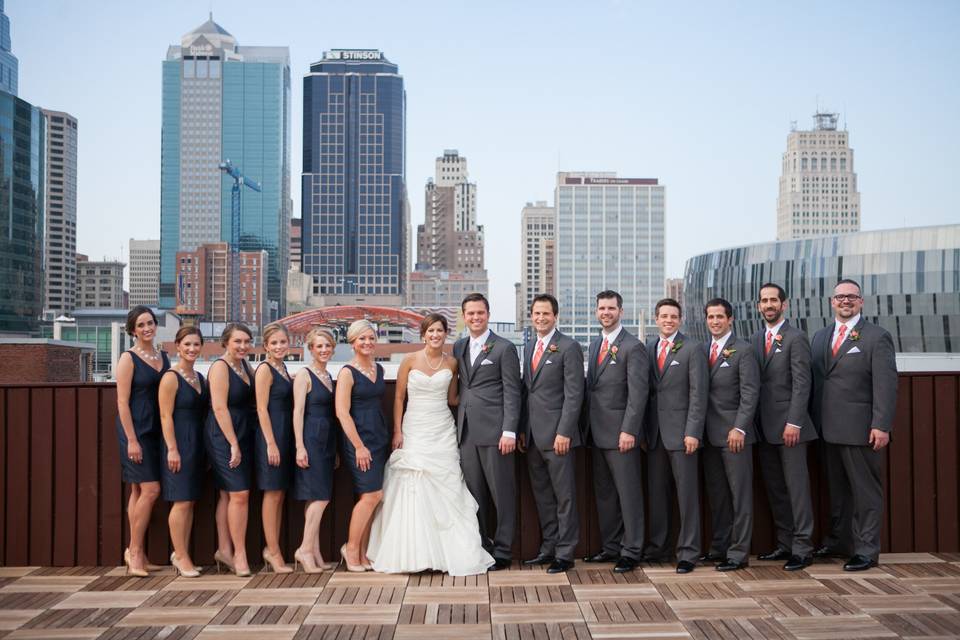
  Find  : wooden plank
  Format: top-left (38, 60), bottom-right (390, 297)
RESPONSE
top-left (5, 388), bottom-right (30, 565)
top-left (911, 377), bottom-right (937, 552)
top-left (0, 389), bottom-right (6, 560)
top-left (99, 386), bottom-right (122, 566)
top-left (75, 387), bottom-right (100, 565)
top-left (29, 387), bottom-right (55, 565)
top-left (53, 388), bottom-right (78, 566)
top-left (933, 375), bottom-right (959, 552)
top-left (888, 376), bottom-right (913, 552)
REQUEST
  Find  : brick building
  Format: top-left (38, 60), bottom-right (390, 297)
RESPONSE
top-left (0, 339), bottom-right (95, 383)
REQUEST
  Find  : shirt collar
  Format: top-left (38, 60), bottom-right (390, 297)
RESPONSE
top-left (711, 331), bottom-right (732, 352)
top-left (536, 328), bottom-right (556, 348)
top-left (766, 319), bottom-right (786, 337)
top-left (659, 330), bottom-right (678, 346)
top-left (601, 324), bottom-right (622, 344)
top-left (835, 314), bottom-right (861, 334)
top-left (470, 328), bottom-right (491, 347)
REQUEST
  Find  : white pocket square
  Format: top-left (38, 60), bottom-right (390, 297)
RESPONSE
top-left (720, 361), bottom-right (730, 368)
top-left (481, 358), bottom-right (494, 365)
top-left (847, 346), bottom-right (861, 354)
top-left (775, 348), bottom-right (783, 353)
top-left (544, 359), bottom-right (553, 365)
top-left (669, 360), bottom-right (680, 366)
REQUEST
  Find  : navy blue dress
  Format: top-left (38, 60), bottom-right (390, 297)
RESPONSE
top-left (294, 369), bottom-right (337, 501)
top-left (204, 359), bottom-right (255, 492)
top-left (116, 350), bottom-right (170, 483)
top-left (341, 364), bottom-right (388, 494)
top-left (161, 371), bottom-right (207, 502)
top-left (255, 363), bottom-right (294, 491)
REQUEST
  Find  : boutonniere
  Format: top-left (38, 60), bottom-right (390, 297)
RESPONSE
top-left (547, 344), bottom-right (559, 353)
top-left (849, 330), bottom-right (860, 342)
top-left (670, 341), bottom-right (683, 354)
top-left (480, 342), bottom-right (494, 354)
top-left (608, 345), bottom-right (619, 362)
top-left (721, 348), bottom-right (736, 359)
top-left (774, 334), bottom-right (784, 348)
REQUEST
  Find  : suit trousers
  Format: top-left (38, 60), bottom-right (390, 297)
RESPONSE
top-left (459, 420), bottom-right (516, 560)
top-left (820, 440), bottom-right (855, 555)
top-left (591, 446), bottom-right (645, 560)
top-left (826, 442), bottom-right (883, 561)
top-left (646, 442), bottom-right (701, 564)
top-left (527, 442), bottom-right (579, 561)
top-left (703, 444), bottom-right (753, 563)
top-left (758, 441), bottom-right (815, 557)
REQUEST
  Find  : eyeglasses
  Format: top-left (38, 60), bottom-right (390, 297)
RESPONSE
top-left (832, 294), bottom-right (862, 302)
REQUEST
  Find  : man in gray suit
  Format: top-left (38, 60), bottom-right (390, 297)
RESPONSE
top-left (454, 292), bottom-right (522, 570)
top-left (521, 293), bottom-right (584, 574)
top-left (645, 298), bottom-right (708, 574)
top-left (701, 298), bottom-right (759, 571)
top-left (811, 279), bottom-right (897, 571)
top-left (582, 290), bottom-right (649, 573)
top-left (751, 282), bottom-right (818, 571)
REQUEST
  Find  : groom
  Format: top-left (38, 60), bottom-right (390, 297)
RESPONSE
top-left (454, 292), bottom-right (522, 570)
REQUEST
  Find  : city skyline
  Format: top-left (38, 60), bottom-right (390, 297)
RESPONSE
top-left (10, 1), bottom-right (960, 321)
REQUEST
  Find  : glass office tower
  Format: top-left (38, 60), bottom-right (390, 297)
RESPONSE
top-left (159, 15), bottom-right (290, 320)
top-left (0, 0), bottom-right (18, 96)
top-left (302, 50), bottom-right (408, 304)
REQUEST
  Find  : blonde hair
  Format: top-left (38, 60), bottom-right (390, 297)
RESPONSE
top-left (305, 327), bottom-right (336, 351)
top-left (261, 323), bottom-right (289, 345)
top-left (346, 319), bottom-right (377, 344)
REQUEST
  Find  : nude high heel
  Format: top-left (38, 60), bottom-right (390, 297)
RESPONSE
top-left (123, 548), bottom-right (148, 578)
top-left (171, 552), bottom-right (201, 578)
top-left (340, 544), bottom-right (367, 573)
top-left (262, 548), bottom-right (293, 574)
top-left (294, 549), bottom-right (324, 574)
top-left (213, 550), bottom-right (235, 574)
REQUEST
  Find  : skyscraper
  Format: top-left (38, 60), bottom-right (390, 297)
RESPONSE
top-left (0, 92), bottom-right (43, 334)
top-left (777, 112), bottom-right (860, 240)
top-left (159, 15), bottom-right (291, 321)
top-left (519, 201), bottom-right (556, 330)
top-left (76, 255), bottom-right (125, 310)
top-left (40, 110), bottom-right (78, 318)
top-left (129, 239), bottom-right (160, 307)
top-left (555, 173), bottom-right (665, 345)
top-left (302, 49), bottom-right (408, 305)
top-left (416, 150), bottom-right (483, 272)
top-left (0, 0), bottom-right (18, 96)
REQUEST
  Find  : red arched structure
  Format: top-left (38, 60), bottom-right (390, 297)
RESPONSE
top-left (278, 305), bottom-right (427, 338)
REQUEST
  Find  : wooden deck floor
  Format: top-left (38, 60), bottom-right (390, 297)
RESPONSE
top-left (1, 553), bottom-right (959, 639)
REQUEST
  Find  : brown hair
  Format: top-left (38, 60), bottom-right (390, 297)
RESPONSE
top-left (174, 325), bottom-right (203, 345)
top-left (125, 305), bottom-right (158, 336)
top-left (261, 323), bottom-right (289, 345)
top-left (220, 322), bottom-right (253, 347)
top-left (419, 313), bottom-right (449, 337)
top-left (460, 292), bottom-right (489, 312)
top-left (305, 327), bottom-right (336, 350)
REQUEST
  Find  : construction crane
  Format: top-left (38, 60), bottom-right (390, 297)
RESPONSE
top-left (218, 160), bottom-right (262, 322)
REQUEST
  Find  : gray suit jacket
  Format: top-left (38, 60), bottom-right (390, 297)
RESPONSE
top-left (810, 318), bottom-right (898, 446)
top-left (703, 335), bottom-right (760, 448)
top-left (582, 327), bottom-right (649, 450)
top-left (454, 331), bottom-right (522, 446)
top-left (522, 330), bottom-right (584, 450)
top-left (750, 321), bottom-right (817, 444)
top-left (645, 332), bottom-right (708, 451)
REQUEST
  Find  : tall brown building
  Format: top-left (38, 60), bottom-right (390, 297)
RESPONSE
top-left (175, 242), bottom-right (267, 328)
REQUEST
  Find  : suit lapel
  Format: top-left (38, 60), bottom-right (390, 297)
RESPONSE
top-left (660, 332), bottom-right (683, 379)
top-left (529, 332), bottom-right (555, 388)
top-left (468, 332), bottom-right (496, 383)
top-left (596, 330), bottom-right (625, 379)
top-left (828, 318), bottom-right (865, 372)
top-left (649, 339), bottom-right (663, 382)
top-left (763, 322), bottom-right (784, 369)
top-left (588, 337), bottom-right (601, 388)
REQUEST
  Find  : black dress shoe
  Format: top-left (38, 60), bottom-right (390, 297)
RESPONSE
top-left (757, 548), bottom-right (791, 562)
top-left (813, 545), bottom-right (844, 559)
top-left (613, 557), bottom-right (638, 573)
top-left (783, 555), bottom-right (813, 571)
top-left (716, 559), bottom-right (748, 572)
top-left (546, 558), bottom-right (574, 574)
top-left (523, 554), bottom-right (555, 566)
top-left (676, 560), bottom-right (695, 574)
top-left (843, 555), bottom-right (877, 572)
top-left (698, 552), bottom-right (724, 563)
top-left (489, 558), bottom-right (512, 571)
top-left (584, 551), bottom-right (619, 563)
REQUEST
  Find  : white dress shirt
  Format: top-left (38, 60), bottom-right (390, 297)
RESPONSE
top-left (834, 313), bottom-right (861, 342)
top-left (765, 318), bottom-right (786, 342)
top-left (468, 328), bottom-right (515, 439)
top-left (533, 328), bottom-right (557, 361)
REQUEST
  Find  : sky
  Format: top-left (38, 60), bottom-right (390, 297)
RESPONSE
top-left (11, 0), bottom-right (960, 322)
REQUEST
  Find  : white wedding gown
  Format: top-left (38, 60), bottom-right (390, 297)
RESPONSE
top-left (367, 368), bottom-right (494, 575)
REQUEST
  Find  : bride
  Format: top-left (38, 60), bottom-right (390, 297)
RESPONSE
top-left (367, 313), bottom-right (494, 575)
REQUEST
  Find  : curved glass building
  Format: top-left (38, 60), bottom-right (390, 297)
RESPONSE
top-left (682, 224), bottom-right (960, 352)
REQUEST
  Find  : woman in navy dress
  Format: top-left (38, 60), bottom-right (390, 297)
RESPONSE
top-left (292, 328), bottom-right (339, 573)
top-left (335, 319), bottom-right (389, 572)
top-left (158, 326), bottom-right (207, 578)
top-left (115, 305), bottom-right (170, 577)
top-left (254, 323), bottom-right (295, 573)
top-left (205, 322), bottom-right (255, 577)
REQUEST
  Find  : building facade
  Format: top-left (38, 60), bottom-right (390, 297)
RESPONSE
top-left (0, 0), bottom-right (18, 96)
top-left (301, 49), bottom-right (408, 305)
top-left (682, 224), bottom-right (960, 352)
top-left (289, 217), bottom-right (302, 271)
top-left (40, 110), bottom-right (78, 318)
top-left (777, 112), bottom-right (860, 240)
top-left (159, 15), bottom-right (291, 320)
top-left (416, 150), bottom-right (483, 271)
top-left (519, 201), bottom-right (556, 330)
top-left (175, 242), bottom-right (267, 328)
top-left (0, 91), bottom-right (44, 334)
top-left (76, 255), bottom-right (125, 309)
top-left (129, 239), bottom-right (160, 307)
top-left (407, 270), bottom-right (489, 308)
top-left (555, 173), bottom-right (665, 345)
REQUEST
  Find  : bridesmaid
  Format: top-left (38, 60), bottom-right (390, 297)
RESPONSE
top-left (115, 305), bottom-right (170, 577)
top-left (158, 326), bottom-right (207, 577)
top-left (292, 328), bottom-right (339, 573)
top-left (255, 323), bottom-right (294, 573)
top-left (335, 319), bottom-right (389, 572)
top-left (205, 322), bottom-right (255, 577)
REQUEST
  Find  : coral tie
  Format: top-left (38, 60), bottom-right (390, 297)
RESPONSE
top-left (832, 324), bottom-right (848, 357)
top-left (597, 338), bottom-right (609, 367)
top-left (658, 339), bottom-right (670, 372)
top-left (765, 331), bottom-right (773, 355)
top-left (710, 342), bottom-right (719, 367)
top-left (531, 340), bottom-right (545, 371)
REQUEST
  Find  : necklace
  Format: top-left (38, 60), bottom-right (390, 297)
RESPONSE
top-left (310, 365), bottom-right (332, 388)
top-left (134, 343), bottom-right (161, 362)
top-left (425, 349), bottom-right (444, 371)
top-left (268, 359), bottom-right (289, 381)
top-left (225, 358), bottom-right (247, 380)
top-left (174, 365), bottom-right (199, 387)
top-left (351, 360), bottom-right (376, 380)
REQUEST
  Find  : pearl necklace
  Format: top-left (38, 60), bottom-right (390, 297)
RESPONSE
top-left (310, 365), bottom-right (332, 388)
top-left (268, 360), bottom-right (289, 381)
top-left (351, 360), bottom-right (376, 380)
top-left (174, 366), bottom-right (199, 387)
top-left (425, 350), bottom-right (444, 371)
top-left (225, 358), bottom-right (247, 380)
top-left (134, 343), bottom-right (161, 362)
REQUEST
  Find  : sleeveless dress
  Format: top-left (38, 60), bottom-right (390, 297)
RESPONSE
top-left (204, 359), bottom-right (255, 491)
top-left (341, 364), bottom-right (389, 494)
top-left (255, 363), bottom-right (294, 491)
top-left (161, 371), bottom-right (207, 501)
top-left (116, 350), bottom-right (170, 483)
top-left (293, 369), bottom-right (337, 501)
top-left (368, 368), bottom-right (495, 575)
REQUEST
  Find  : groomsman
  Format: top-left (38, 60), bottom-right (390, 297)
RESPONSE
top-left (645, 298), bottom-right (708, 573)
top-left (700, 298), bottom-right (759, 571)
top-left (811, 279), bottom-right (897, 571)
top-left (454, 292), bottom-right (522, 570)
top-left (751, 283), bottom-right (818, 571)
top-left (521, 294), bottom-right (584, 574)
top-left (582, 290), bottom-right (649, 573)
